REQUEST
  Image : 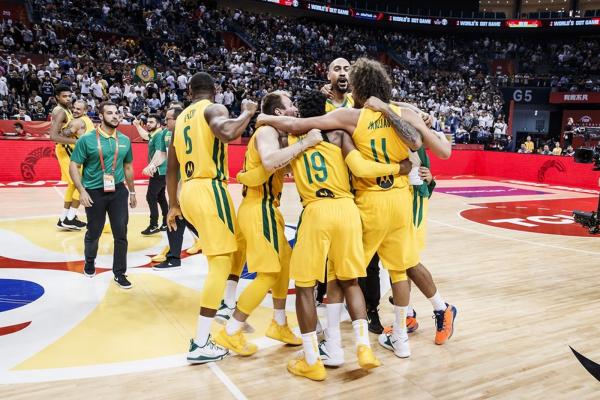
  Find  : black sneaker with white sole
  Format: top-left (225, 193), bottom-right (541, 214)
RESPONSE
top-left (60, 218), bottom-right (81, 231)
top-left (367, 308), bottom-right (384, 334)
top-left (141, 225), bottom-right (161, 235)
top-left (83, 262), bottom-right (96, 277)
top-left (69, 216), bottom-right (87, 228)
top-left (114, 274), bottom-right (132, 289)
top-left (160, 223), bottom-right (167, 232)
top-left (152, 259), bottom-right (182, 271)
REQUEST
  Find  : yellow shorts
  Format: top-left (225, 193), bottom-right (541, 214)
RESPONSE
top-left (411, 188), bottom-right (429, 256)
top-left (180, 178), bottom-right (241, 257)
top-left (355, 188), bottom-right (419, 276)
top-left (290, 198), bottom-right (365, 284)
top-left (238, 198), bottom-right (291, 273)
top-left (56, 144), bottom-right (75, 184)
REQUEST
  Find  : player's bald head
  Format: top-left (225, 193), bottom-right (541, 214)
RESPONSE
top-left (328, 58), bottom-right (350, 71)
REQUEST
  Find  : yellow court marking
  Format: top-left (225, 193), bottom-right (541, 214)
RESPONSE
top-left (14, 274), bottom-right (298, 370)
top-left (0, 215), bottom-right (162, 255)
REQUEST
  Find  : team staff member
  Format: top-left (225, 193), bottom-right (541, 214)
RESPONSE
top-left (69, 101), bottom-right (137, 289)
top-left (140, 114), bottom-right (169, 235)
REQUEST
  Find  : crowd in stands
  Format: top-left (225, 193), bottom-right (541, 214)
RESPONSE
top-left (0, 1), bottom-right (597, 148)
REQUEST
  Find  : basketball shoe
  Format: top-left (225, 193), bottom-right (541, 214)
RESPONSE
top-left (434, 303), bottom-right (457, 345)
top-left (187, 336), bottom-right (229, 364)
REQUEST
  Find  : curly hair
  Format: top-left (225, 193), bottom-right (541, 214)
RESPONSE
top-left (349, 58), bottom-right (391, 106)
top-left (297, 90), bottom-right (327, 118)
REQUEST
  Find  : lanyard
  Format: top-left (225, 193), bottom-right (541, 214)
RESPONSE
top-left (96, 128), bottom-right (119, 174)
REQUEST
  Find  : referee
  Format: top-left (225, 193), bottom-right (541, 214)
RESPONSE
top-left (69, 101), bottom-right (137, 289)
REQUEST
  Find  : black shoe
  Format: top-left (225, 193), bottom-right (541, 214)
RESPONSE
top-left (141, 225), bottom-right (161, 235)
top-left (61, 218), bottom-right (81, 231)
top-left (160, 223), bottom-right (167, 232)
top-left (114, 274), bottom-right (132, 289)
top-left (71, 216), bottom-right (87, 228)
top-left (367, 308), bottom-right (384, 334)
top-left (56, 218), bottom-right (64, 229)
top-left (152, 259), bottom-right (182, 271)
top-left (83, 262), bottom-right (95, 277)
top-left (65, 217), bottom-right (86, 229)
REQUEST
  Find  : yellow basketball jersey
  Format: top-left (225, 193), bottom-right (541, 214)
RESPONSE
top-left (351, 105), bottom-right (409, 191)
top-left (81, 115), bottom-right (95, 134)
top-left (325, 93), bottom-right (354, 113)
top-left (54, 105), bottom-right (75, 157)
top-left (173, 99), bottom-right (228, 182)
top-left (241, 127), bottom-right (284, 207)
top-left (289, 135), bottom-right (353, 207)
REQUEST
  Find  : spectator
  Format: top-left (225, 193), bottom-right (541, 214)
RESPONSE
top-left (541, 144), bottom-right (552, 155)
top-left (524, 136), bottom-right (534, 153)
top-left (552, 142), bottom-right (562, 156)
top-left (564, 145), bottom-right (575, 156)
top-left (12, 107), bottom-right (31, 121)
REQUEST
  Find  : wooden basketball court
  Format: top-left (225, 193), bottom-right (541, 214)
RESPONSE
top-left (0, 177), bottom-right (598, 399)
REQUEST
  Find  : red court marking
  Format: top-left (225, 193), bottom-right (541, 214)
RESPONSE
top-left (460, 197), bottom-right (598, 237)
top-left (0, 321), bottom-right (31, 336)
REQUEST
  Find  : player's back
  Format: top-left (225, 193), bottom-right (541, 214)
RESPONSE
top-left (351, 104), bottom-right (410, 192)
top-left (173, 99), bottom-right (228, 182)
top-left (289, 132), bottom-right (353, 207)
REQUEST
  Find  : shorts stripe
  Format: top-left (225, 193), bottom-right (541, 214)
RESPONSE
top-left (261, 182), bottom-right (271, 242)
top-left (217, 180), bottom-right (234, 233)
top-left (212, 139), bottom-right (222, 180)
top-left (294, 209), bottom-right (304, 242)
top-left (267, 175), bottom-right (279, 253)
top-left (211, 179), bottom-right (225, 223)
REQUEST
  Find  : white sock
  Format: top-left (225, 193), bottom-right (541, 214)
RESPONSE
top-left (67, 207), bottom-right (77, 220)
top-left (195, 315), bottom-right (213, 346)
top-left (301, 331), bottom-right (319, 365)
top-left (61, 208), bottom-right (69, 220)
top-left (223, 280), bottom-right (237, 308)
top-left (315, 318), bottom-right (323, 334)
top-left (225, 316), bottom-right (244, 335)
top-left (428, 291), bottom-right (447, 312)
top-left (273, 309), bottom-right (286, 326)
top-left (351, 319), bottom-right (370, 347)
top-left (393, 306), bottom-right (408, 337)
top-left (326, 303), bottom-right (343, 345)
top-left (407, 305), bottom-right (415, 317)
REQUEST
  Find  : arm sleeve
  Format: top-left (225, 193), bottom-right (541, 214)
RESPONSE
top-left (344, 149), bottom-right (400, 178)
top-left (236, 165), bottom-right (270, 187)
top-left (70, 138), bottom-right (87, 164)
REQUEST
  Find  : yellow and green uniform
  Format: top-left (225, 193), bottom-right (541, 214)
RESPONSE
top-left (173, 99), bottom-right (243, 259)
top-left (70, 128), bottom-right (133, 190)
top-left (233, 128), bottom-right (292, 315)
top-left (288, 134), bottom-right (365, 286)
top-left (54, 105), bottom-right (75, 181)
top-left (351, 106), bottom-right (418, 282)
top-left (81, 115), bottom-right (95, 134)
top-left (148, 128), bottom-right (168, 176)
top-left (325, 93), bottom-right (354, 113)
top-left (410, 147), bottom-right (436, 256)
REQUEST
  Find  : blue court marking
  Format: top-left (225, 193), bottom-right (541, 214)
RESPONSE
top-left (0, 279), bottom-right (45, 312)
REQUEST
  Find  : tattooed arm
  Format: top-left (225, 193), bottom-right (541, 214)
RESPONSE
top-left (364, 96), bottom-right (423, 151)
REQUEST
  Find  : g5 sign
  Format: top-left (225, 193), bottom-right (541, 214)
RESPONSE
top-left (500, 87), bottom-right (551, 104)
top-left (512, 89), bottom-right (533, 102)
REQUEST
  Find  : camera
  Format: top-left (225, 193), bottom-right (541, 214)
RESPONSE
top-left (573, 146), bottom-right (600, 234)
top-left (574, 146), bottom-right (600, 170)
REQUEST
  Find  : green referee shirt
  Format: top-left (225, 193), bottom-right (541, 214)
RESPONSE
top-left (70, 128), bottom-right (133, 190)
top-left (148, 128), bottom-right (168, 176)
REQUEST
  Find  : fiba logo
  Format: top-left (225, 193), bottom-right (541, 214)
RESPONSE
top-left (377, 175), bottom-right (394, 189)
top-left (580, 115), bottom-right (592, 124)
top-left (184, 161), bottom-right (194, 178)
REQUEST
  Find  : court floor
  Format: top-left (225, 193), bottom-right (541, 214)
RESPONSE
top-left (0, 177), bottom-right (599, 399)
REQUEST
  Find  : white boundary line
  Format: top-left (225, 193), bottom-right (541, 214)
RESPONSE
top-left (208, 363), bottom-right (247, 400)
top-left (430, 215), bottom-right (600, 256)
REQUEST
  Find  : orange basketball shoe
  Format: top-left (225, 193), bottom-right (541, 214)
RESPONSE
top-left (433, 304), bottom-right (457, 345)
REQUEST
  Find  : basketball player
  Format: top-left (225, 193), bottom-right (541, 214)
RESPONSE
top-left (213, 91), bottom-right (321, 356)
top-left (49, 85), bottom-right (85, 231)
top-left (62, 100), bottom-right (95, 137)
top-left (167, 72), bottom-right (255, 364)
top-left (257, 58), bottom-right (442, 359)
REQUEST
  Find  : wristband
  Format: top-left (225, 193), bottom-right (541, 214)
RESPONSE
top-left (129, 192), bottom-right (136, 195)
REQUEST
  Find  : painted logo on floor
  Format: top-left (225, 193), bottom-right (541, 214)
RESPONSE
top-left (437, 185), bottom-right (548, 198)
top-left (0, 214), bottom-right (298, 383)
top-left (460, 197), bottom-right (597, 237)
